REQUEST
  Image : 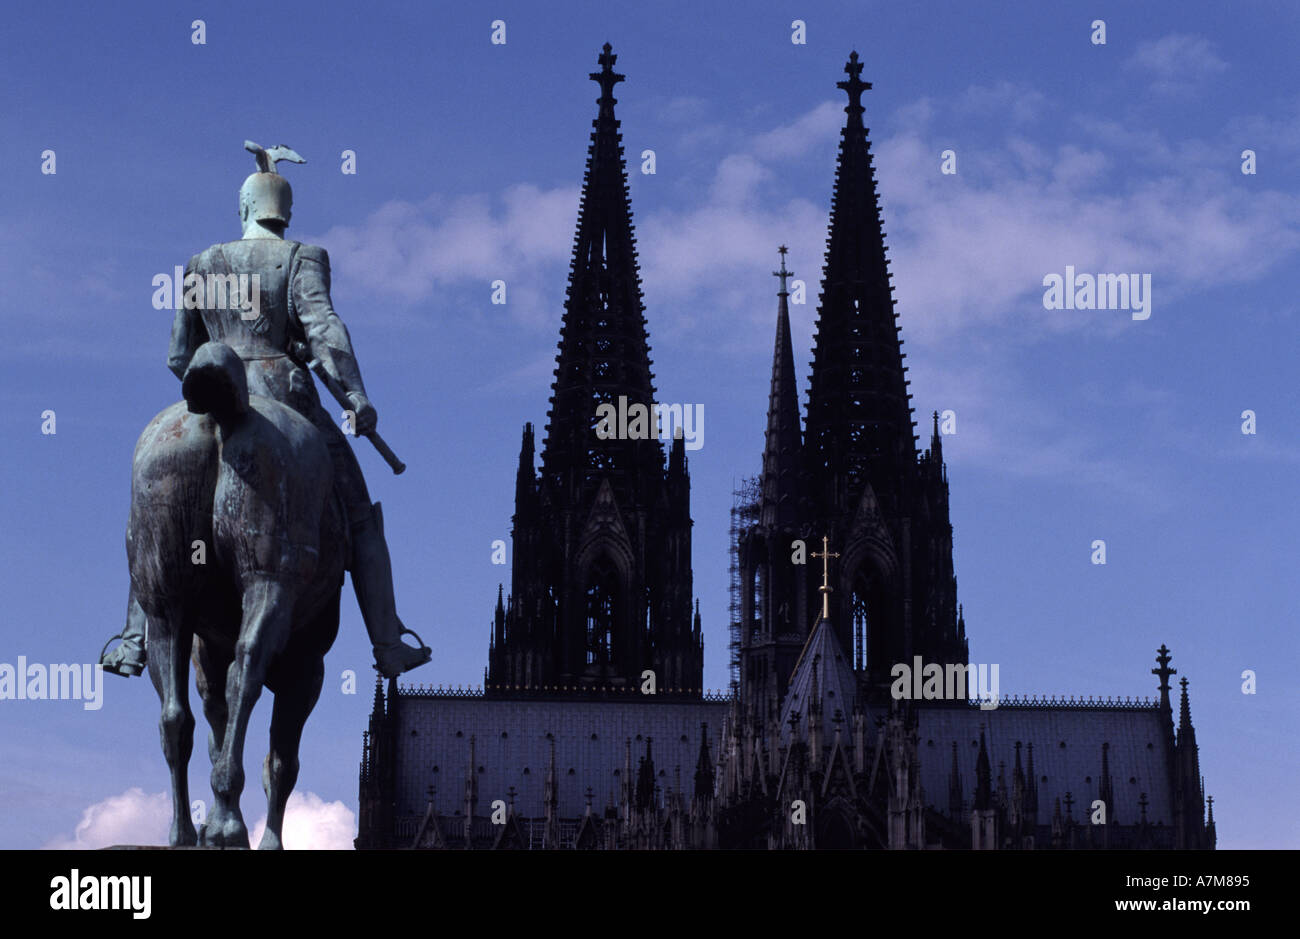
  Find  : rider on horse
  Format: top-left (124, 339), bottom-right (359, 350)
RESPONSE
top-left (102, 143), bottom-right (430, 680)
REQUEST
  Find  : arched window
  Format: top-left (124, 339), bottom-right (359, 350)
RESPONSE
top-left (585, 557), bottom-right (619, 668)
top-left (849, 564), bottom-right (893, 675)
top-left (851, 571), bottom-right (871, 674)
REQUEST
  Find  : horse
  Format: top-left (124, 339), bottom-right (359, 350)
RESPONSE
top-left (127, 341), bottom-right (346, 848)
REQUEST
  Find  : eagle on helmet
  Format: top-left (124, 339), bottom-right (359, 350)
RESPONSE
top-left (238, 140), bottom-right (306, 227)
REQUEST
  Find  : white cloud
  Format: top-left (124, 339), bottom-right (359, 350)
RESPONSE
top-left (309, 183), bottom-right (579, 328)
top-left (873, 122), bottom-right (1300, 342)
top-left (908, 347), bottom-right (1172, 508)
top-left (658, 95), bottom-right (710, 125)
top-left (248, 791), bottom-right (356, 850)
top-left (45, 787), bottom-right (169, 849)
top-left (306, 100), bottom-right (845, 351)
top-left (1127, 34), bottom-right (1228, 95)
top-left (47, 788), bottom-right (356, 850)
top-left (751, 100), bottom-right (842, 160)
top-left (958, 80), bottom-right (1047, 124)
top-left (1129, 34), bottom-right (1228, 78)
top-left (709, 153), bottom-right (772, 205)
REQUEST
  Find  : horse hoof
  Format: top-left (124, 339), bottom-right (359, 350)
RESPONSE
top-left (170, 822), bottom-right (198, 848)
top-left (199, 810), bottom-right (249, 848)
top-left (257, 830), bottom-right (284, 850)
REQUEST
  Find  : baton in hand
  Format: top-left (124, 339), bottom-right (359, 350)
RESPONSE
top-left (290, 341), bottom-right (406, 475)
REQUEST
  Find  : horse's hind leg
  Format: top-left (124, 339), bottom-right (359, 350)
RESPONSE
top-left (259, 655), bottom-right (325, 850)
top-left (206, 578), bottom-right (294, 849)
top-left (193, 636), bottom-right (232, 767)
top-left (191, 635), bottom-right (232, 842)
top-left (146, 602), bottom-right (197, 847)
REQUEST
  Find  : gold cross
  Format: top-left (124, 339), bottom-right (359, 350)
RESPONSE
top-left (811, 535), bottom-right (840, 620)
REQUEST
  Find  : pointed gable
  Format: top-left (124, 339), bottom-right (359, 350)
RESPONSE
top-left (577, 476), bottom-right (635, 572)
top-left (779, 615), bottom-right (858, 744)
top-left (845, 478), bottom-right (898, 574)
top-left (410, 800), bottom-right (448, 850)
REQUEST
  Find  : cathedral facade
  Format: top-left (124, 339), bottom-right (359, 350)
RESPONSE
top-left (355, 46), bottom-right (1215, 850)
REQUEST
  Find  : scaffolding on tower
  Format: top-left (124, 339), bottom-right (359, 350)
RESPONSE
top-left (728, 475), bottom-right (762, 695)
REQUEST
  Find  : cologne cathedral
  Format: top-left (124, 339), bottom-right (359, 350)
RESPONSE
top-left (356, 46), bottom-right (1216, 850)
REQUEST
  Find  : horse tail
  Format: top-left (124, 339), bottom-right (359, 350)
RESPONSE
top-left (182, 342), bottom-right (250, 425)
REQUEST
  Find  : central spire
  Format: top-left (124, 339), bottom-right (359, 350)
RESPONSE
top-left (759, 246), bottom-right (803, 531)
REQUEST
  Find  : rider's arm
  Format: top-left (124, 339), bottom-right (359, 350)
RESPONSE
top-left (167, 256), bottom-right (207, 380)
top-left (291, 245), bottom-right (371, 402)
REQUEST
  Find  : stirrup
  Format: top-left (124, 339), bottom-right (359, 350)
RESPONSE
top-left (398, 625), bottom-right (430, 653)
top-left (373, 626), bottom-right (432, 678)
top-left (99, 632), bottom-right (145, 678)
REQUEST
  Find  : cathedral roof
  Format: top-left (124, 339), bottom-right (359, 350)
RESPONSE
top-left (911, 702), bottom-right (1175, 827)
top-left (391, 693), bottom-right (727, 822)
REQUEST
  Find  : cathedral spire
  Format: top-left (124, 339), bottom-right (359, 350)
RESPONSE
top-left (541, 42), bottom-right (658, 490)
top-left (760, 246), bottom-right (804, 531)
top-left (493, 583), bottom-right (505, 651)
top-left (515, 422), bottom-right (536, 510)
top-left (1174, 676), bottom-right (1205, 848)
top-left (493, 45), bottom-right (700, 698)
top-left (805, 51), bottom-right (915, 507)
top-left (636, 737), bottom-right (656, 811)
top-left (693, 723), bottom-right (714, 801)
top-left (1178, 676), bottom-right (1194, 736)
top-left (837, 50), bottom-right (870, 125)
top-left (1153, 644), bottom-right (1177, 716)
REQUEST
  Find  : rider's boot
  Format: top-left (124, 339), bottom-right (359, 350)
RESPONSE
top-left (100, 592), bottom-right (148, 677)
top-left (352, 502), bottom-right (431, 678)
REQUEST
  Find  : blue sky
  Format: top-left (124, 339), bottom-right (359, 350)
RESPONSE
top-left (0, 0), bottom-right (1296, 848)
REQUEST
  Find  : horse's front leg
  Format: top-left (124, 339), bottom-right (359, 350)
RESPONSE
top-left (146, 601), bottom-right (196, 847)
top-left (204, 578), bottom-right (293, 848)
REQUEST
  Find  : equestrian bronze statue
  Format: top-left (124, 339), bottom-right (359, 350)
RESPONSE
top-left (102, 144), bottom-right (431, 847)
